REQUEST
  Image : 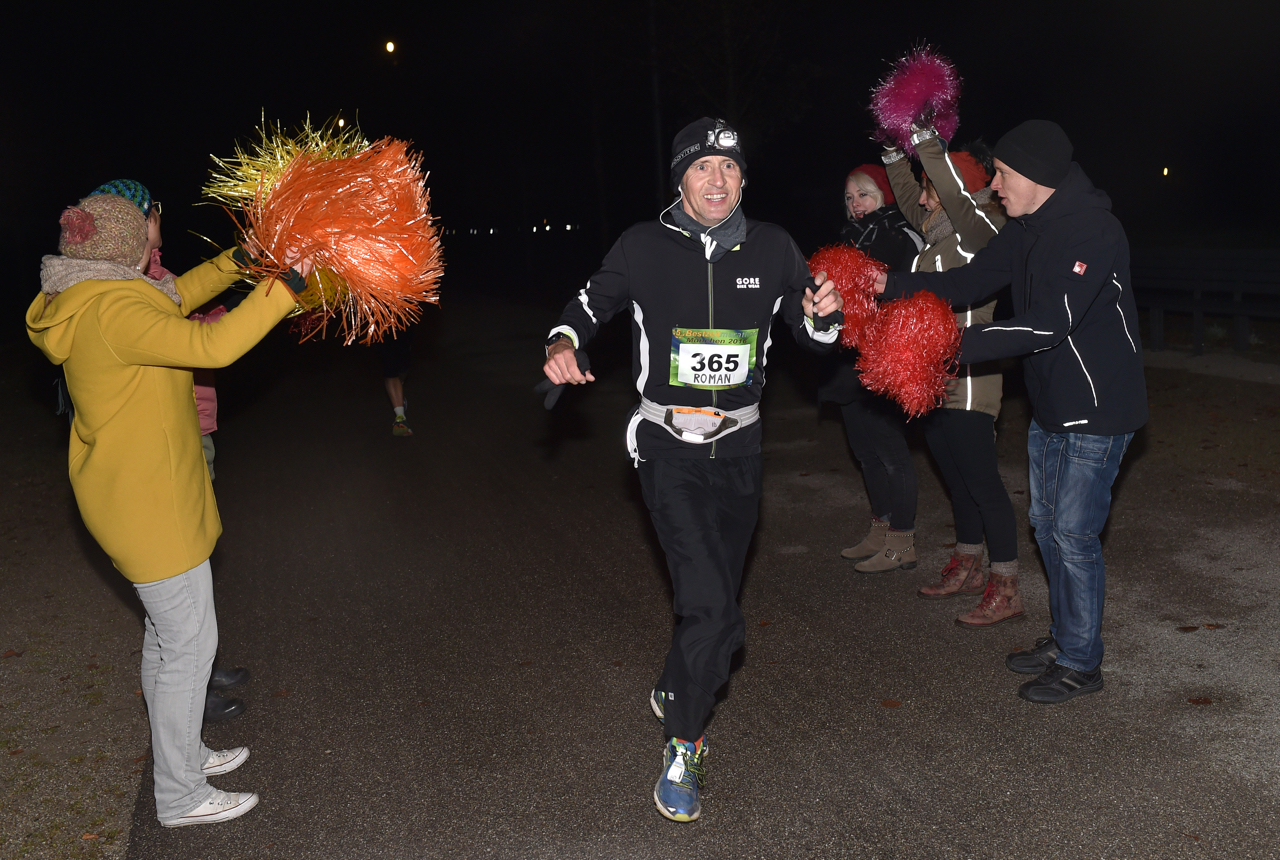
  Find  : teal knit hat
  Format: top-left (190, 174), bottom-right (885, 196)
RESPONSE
top-left (89, 179), bottom-right (153, 216)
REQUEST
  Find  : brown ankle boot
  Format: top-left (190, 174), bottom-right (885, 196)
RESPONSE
top-left (840, 518), bottom-right (889, 560)
top-left (917, 548), bottom-right (986, 599)
top-left (854, 530), bottom-right (916, 573)
top-left (955, 572), bottom-right (1025, 628)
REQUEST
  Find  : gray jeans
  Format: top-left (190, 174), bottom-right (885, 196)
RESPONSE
top-left (134, 560), bottom-right (217, 820)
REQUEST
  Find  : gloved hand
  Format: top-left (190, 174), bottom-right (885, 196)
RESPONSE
top-left (534, 349), bottom-right (592, 409)
top-left (812, 309), bottom-right (845, 333)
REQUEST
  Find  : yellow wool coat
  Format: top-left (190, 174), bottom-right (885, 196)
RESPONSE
top-left (26, 250), bottom-right (297, 583)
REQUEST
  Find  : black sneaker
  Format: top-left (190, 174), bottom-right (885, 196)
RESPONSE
top-left (1017, 662), bottom-right (1103, 704)
top-left (1005, 636), bottom-right (1058, 675)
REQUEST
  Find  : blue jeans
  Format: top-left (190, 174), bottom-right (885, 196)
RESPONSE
top-left (1027, 420), bottom-right (1133, 673)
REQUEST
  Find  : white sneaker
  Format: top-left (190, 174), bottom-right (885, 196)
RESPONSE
top-left (160, 789), bottom-right (259, 827)
top-left (201, 747), bottom-right (249, 776)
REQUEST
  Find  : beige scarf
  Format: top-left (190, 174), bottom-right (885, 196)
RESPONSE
top-left (40, 255), bottom-right (182, 307)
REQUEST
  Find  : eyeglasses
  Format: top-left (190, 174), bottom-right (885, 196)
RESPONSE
top-left (149, 201), bottom-right (162, 217)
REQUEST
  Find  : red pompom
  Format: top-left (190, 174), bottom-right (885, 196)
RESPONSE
top-left (807, 244), bottom-right (885, 350)
top-left (871, 47), bottom-right (961, 158)
top-left (856, 291), bottom-right (961, 418)
top-left (59, 207), bottom-right (97, 244)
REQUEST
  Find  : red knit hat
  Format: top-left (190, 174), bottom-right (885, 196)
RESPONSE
top-left (848, 163), bottom-right (895, 205)
top-left (922, 151), bottom-right (991, 194)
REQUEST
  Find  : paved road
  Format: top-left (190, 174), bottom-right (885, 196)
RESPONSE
top-left (5, 290), bottom-right (1280, 859)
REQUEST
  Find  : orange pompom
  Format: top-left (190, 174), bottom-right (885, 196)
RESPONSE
top-left (856, 291), bottom-right (961, 418)
top-left (240, 138), bottom-right (442, 345)
top-left (807, 244), bottom-right (885, 350)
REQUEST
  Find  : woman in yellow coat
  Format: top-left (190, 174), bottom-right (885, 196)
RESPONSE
top-left (27, 181), bottom-right (305, 827)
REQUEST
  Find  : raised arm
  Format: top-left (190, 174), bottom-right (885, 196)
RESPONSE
top-left (98, 275), bottom-right (298, 368)
top-left (174, 249), bottom-right (249, 316)
top-left (882, 148), bottom-right (926, 234)
top-left (913, 133), bottom-right (1004, 255)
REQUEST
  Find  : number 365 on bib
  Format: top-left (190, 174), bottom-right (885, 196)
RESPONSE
top-left (669, 328), bottom-right (758, 389)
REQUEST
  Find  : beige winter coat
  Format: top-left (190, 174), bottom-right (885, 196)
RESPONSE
top-left (885, 136), bottom-right (1007, 418)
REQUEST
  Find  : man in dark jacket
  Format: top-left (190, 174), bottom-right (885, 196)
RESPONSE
top-left (543, 117), bottom-right (842, 821)
top-left (875, 120), bottom-right (1146, 704)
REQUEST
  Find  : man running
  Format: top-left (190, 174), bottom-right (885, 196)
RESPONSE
top-left (543, 118), bottom-right (843, 821)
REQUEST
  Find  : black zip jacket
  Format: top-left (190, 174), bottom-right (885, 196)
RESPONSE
top-left (882, 163), bottom-right (1147, 436)
top-left (551, 216), bottom-right (837, 459)
top-left (837, 203), bottom-right (923, 272)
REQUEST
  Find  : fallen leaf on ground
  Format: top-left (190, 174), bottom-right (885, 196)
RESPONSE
top-left (1177, 626), bottom-right (1199, 633)
top-left (881, 699), bottom-right (902, 708)
top-left (758, 620), bottom-right (772, 627)
top-left (9, 749), bottom-right (23, 755)
top-left (1, 650), bottom-right (24, 659)
top-left (1203, 623), bottom-right (1222, 629)
top-left (272, 689), bottom-right (290, 697)
top-left (1188, 697), bottom-right (1212, 705)
top-left (81, 834), bottom-right (99, 840)
top-left (518, 660), bottom-right (533, 666)
top-left (942, 542), bottom-right (956, 548)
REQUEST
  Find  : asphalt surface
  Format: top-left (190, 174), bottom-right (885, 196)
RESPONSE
top-left (5, 289), bottom-right (1280, 859)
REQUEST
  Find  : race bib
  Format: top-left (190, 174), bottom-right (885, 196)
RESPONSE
top-left (669, 327), bottom-right (758, 389)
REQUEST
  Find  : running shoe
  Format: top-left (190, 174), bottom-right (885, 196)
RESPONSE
top-left (392, 417), bottom-right (413, 437)
top-left (650, 689), bottom-right (667, 723)
top-left (653, 736), bottom-right (706, 822)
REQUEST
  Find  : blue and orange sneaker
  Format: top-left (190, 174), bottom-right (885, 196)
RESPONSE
top-left (653, 736), bottom-right (707, 822)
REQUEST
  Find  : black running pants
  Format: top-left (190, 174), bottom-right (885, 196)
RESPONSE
top-left (638, 455), bottom-right (762, 742)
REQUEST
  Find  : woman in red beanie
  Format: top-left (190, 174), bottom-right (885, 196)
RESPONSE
top-left (881, 129), bottom-right (1023, 627)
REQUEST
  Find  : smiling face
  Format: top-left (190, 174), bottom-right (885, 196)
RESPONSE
top-left (844, 173), bottom-right (883, 220)
top-left (991, 158), bottom-right (1054, 218)
top-left (680, 155), bottom-right (743, 227)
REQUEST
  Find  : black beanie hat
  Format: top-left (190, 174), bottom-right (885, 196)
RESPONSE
top-left (669, 117), bottom-right (747, 192)
top-left (993, 120), bottom-right (1073, 188)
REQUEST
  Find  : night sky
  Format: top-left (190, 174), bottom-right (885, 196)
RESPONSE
top-left (4, 0), bottom-right (1275, 334)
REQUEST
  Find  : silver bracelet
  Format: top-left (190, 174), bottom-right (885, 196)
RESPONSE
top-left (909, 127), bottom-right (938, 146)
top-left (881, 149), bottom-right (906, 165)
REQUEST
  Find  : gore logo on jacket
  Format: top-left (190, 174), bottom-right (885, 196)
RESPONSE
top-left (735, 277), bottom-right (761, 288)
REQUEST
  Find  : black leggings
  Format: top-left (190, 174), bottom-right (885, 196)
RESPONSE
top-left (924, 409), bottom-right (1017, 563)
top-left (840, 386), bottom-right (916, 531)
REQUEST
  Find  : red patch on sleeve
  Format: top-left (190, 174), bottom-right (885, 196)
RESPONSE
top-left (1072, 261), bottom-right (1088, 276)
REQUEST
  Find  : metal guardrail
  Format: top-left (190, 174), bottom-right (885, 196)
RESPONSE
top-left (1131, 249), bottom-right (1280, 353)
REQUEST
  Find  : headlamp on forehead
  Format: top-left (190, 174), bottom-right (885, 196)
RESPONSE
top-left (707, 123), bottom-right (738, 151)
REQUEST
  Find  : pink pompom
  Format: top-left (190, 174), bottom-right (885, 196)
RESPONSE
top-left (59, 207), bottom-right (97, 244)
top-left (856, 291), bottom-right (961, 418)
top-left (871, 47), bottom-right (961, 158)
top-left (807, 244), bottom-right (885, 350)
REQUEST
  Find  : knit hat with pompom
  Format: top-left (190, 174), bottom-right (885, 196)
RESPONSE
top-left (58, 193), bottom-right (148, 266)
